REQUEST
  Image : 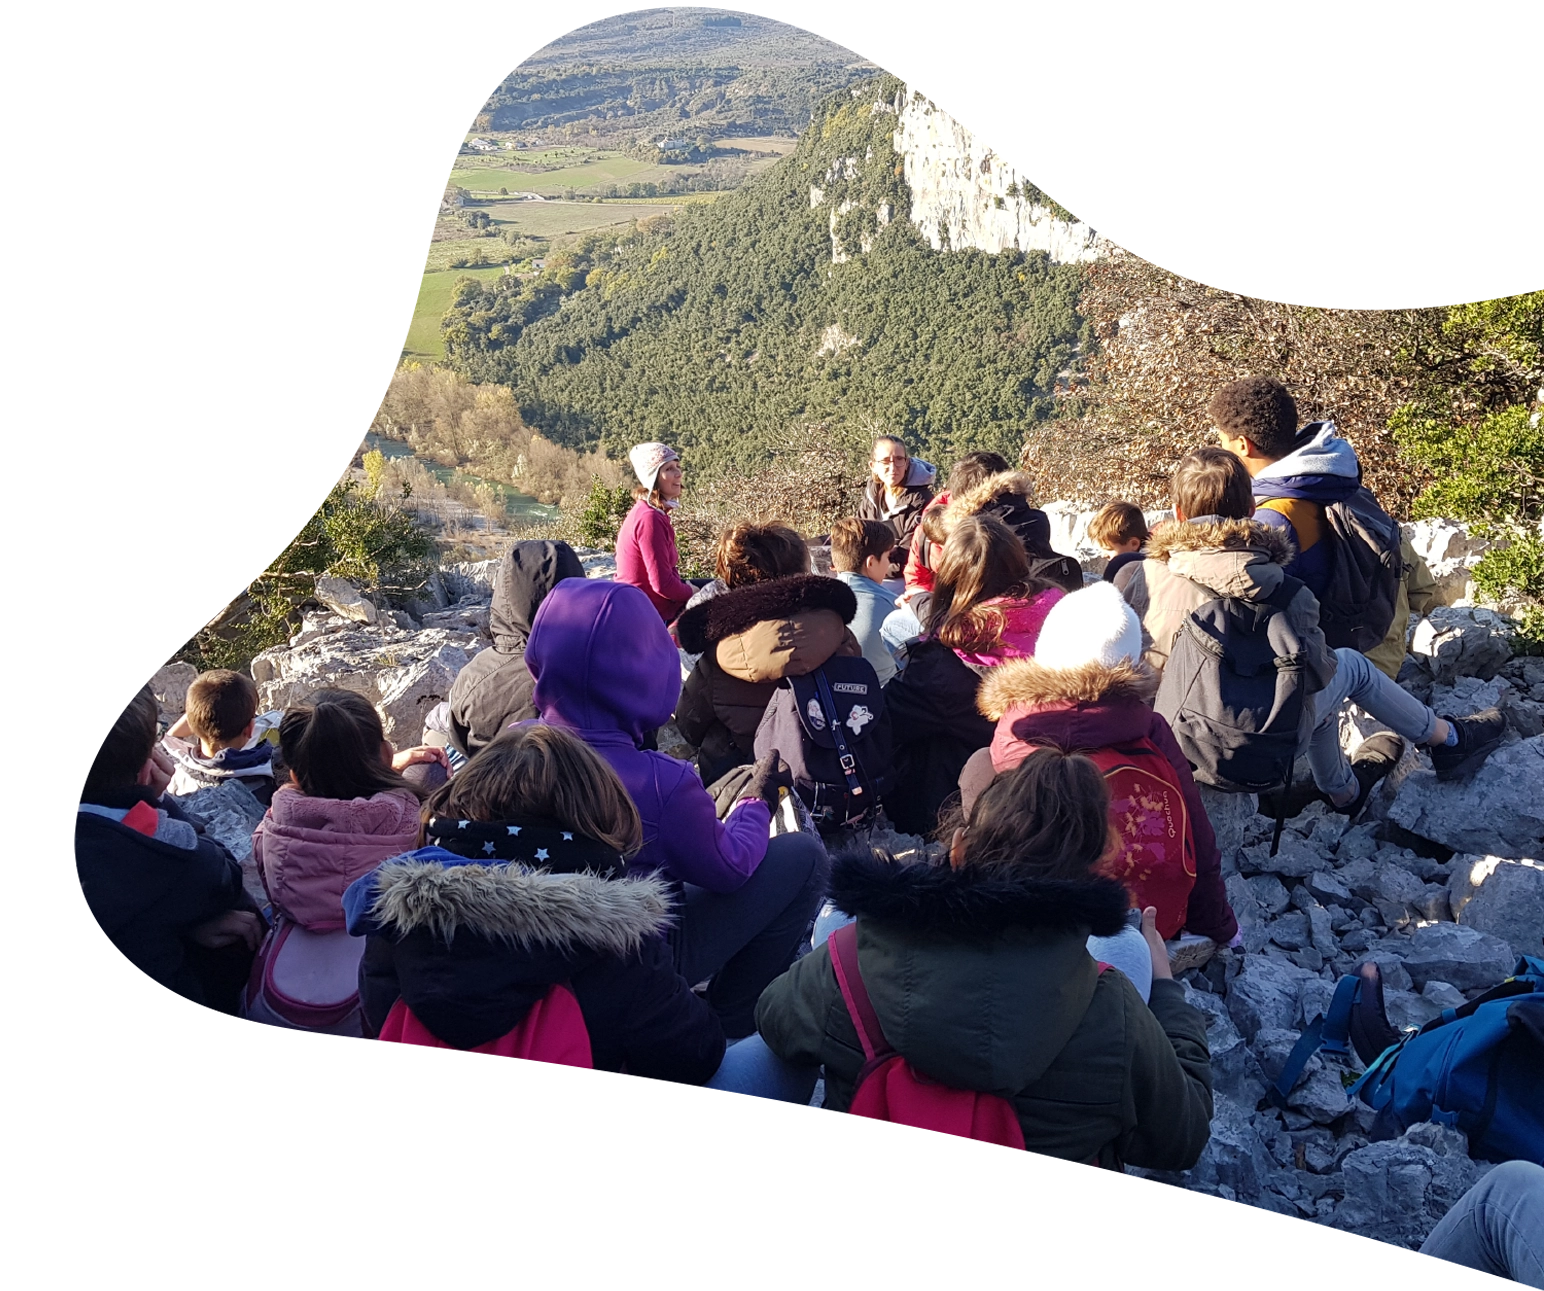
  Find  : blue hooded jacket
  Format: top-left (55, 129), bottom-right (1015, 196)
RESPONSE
top-left (1250, 421), bottom-right (1361, 599)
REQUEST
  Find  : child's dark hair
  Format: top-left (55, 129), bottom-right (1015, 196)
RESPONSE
top-left (930, 514), bottom-right (1044, 653)
top-left (83, 684), bottom-right (160, 801)
top-left (945, 451), bottom-right (1011, 496)
top-left (960, 747), bottom-right (1112, 881)
top-left (1087, 501), bottom-right (1148, 550)
top-left (279, 689), bottom-right (416, 801)
top-left (713, 521), bottom-right (809, 587)
top-left (185, 669), bottom-right (258, 748)
top-left (1172, 446), bottom-right (1254, 521)
top-left (1209, 377), bottom-right (1299, 458)
top-left (829, 517), bottom-right (894, 573)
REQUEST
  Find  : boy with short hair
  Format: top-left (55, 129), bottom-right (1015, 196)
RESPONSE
top-left (76, 685), bottom-right (264, 1011)
top-left (1088, 501), bottom-right (1150, 583)
top-left (162, 668), bottom-right (277, 803)
top-left (829, 517), bottom-right (901, 685)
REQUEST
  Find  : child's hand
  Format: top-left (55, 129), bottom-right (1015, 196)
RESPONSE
top-left (188, 910), bottom-right (264, 953)
top-left (1141, 907), bottom-right (1173, 982)
top-left (138, 745), bottom-right (176, 799)
top-left (391, 745), bottom-right (450, 774)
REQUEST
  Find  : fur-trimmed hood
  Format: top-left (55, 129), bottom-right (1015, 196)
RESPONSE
top-left (1140, 516), bottom-right (1295, 605)
top-left (830, 848), bottom-right (1130, 939)
top-left (344, 848), bottom-right (673, 958)
top-left (977, 657), bottom-right (1156, 720)
top-left (675, 574), bottom-right (855, 653)
top-left (923, 470), bottom-right (1055, 556)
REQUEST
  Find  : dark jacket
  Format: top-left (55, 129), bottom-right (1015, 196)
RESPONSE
top-left (345, 843), bottom-right (725, 1083)
top-left (880, 638), bottom-right (994, 836)
top-left (448, 541), bottom-right (584, 757)
top-left (75, 788), bottom-right (259, 1010)
top-left (1249, 422), bottom-right (1362, 602)
top-left (977, 657), bottom-right (1237, 945)
top-left (922, 470), bottom-right (1084, 595)
top-left (856, 458), bottom-right (937, 576)
top-left (756, 851), bottom-right (1214, 1169)
top-left (676, 575), bottom-right (862, 784)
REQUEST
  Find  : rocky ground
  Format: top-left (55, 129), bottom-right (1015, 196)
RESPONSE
top-left (148, 520), bottom-right (1543, 1251)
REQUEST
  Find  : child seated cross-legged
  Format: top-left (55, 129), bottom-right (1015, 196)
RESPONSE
top-left (828, 517), bottom-right (901, 685)
top-left (162, 668), bottom-right (278, 805)
top-left (343, 723), bottom-right (726, 1082)
top-left (76, 684), bottom-right (265, 1013)
top-left (756, 748), bottom-right (1214, 1169)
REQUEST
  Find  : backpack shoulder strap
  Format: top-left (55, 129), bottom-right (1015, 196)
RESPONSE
top-left (813, 667), bottom-right (866, 801)
top-left (1263, 572), bottom-right (1305, 612)
top-left (829, 921), bottom-right (892, 1064)
top-left (1268, 973), bottom-right (1360, 1108)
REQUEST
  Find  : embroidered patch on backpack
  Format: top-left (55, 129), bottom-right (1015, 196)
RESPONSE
top-left (832, 682), bottom-right (870, 695)
top-left (846, 704), bottom-right (874, 735)
top-left (806, 698), bottom-right (827, 730)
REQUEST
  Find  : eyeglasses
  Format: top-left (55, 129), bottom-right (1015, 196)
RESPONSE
top-left (873, 456), bottom-right (908, 467)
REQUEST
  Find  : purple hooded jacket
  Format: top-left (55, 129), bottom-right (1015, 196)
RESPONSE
top-left (525, 578), bottom-right (772, 893)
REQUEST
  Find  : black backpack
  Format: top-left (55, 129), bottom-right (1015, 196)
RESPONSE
top-left (1154, 575), bottom-right (1311, 797)
top-left (1026, 551), bottom-right (1086, 594)
top-left (1317, 488), bottom-right (1406, 653)
top-left (754, 656), bottom-right (893, 829)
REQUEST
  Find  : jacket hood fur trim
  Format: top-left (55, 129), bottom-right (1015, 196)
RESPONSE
top-left (366, 857), bottom-right (673, 956)
top-left (976, 658), bottom-right (1156, 719)
top-left (675, 573), bottom-right (856, 653)
top-left (829, 849), bottom-right (1130, 938)
top-left (1143, 517), bottom-right (1295, 567)
top-left (926, 470), bottom-right (1037, 544)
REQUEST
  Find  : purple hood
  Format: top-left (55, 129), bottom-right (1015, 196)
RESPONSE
top-left (526, 578), bottom-right (770, 893)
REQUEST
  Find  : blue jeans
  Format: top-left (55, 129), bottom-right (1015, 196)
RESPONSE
top-left (1307, 646), bottom-right (1439, 800)
top-left (881, 605), bottom-right (925, 657)
top-left (1420, 1161), bottom-right (1544, 1287)
top-left (705, 1033), bottom-right (821, 1103)
top-left (670, 832), bottom-right (830, 1041)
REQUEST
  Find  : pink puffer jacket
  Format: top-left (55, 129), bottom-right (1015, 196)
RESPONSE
top-left (252, 787), bottom-right (422, 931)
top-left (950, 587), bottom-right (1066, 670)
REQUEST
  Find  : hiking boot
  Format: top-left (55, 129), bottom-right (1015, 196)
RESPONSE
top-left (1430, 708), bottom-right (1506, 781)
top-left (1334, 733), bottom-right (1405, 822)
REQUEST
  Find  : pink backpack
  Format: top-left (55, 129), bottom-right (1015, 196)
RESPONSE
top-left (376, 985), bottom-right (593, 1067)
top-left (240, 916), bottom-right (367, 1036)
top-left (830, 922), bottom-right (1113, 1154)
top-left (1085, 741), bottom-right (1196, 941)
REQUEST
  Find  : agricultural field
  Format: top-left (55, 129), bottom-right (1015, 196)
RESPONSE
top-left (403, 266), bottom-right (503, 361)
top-left (449, 146), bottom-right (670, 197)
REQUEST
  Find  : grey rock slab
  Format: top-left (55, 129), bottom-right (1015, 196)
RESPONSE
top-left (314, 575), bottom-right (378, 624)
top-left (1226, 958), bottom-right (1319, 1042)
top-left (1334, 1127), bottom-right (1489, 1248)
top-left (1268, 910), bottom-right (1311, 951)
top-left (1388, 738), bottom-right (1544, 860)
top-left (1448, 855), bottom-right (1544, 956)
top-left (1410, 606), bottom-right (1516, 685)
top-left (1383, 988), bottom-right (1442, 1032)
top-left (1247, 875), bottom-right (1291, 916)
top-left (1239, 834), bottom-right (1335, 879)
top-left (1305, 871), bottom-right (1352, 906)
top-left (1400, 921), bottom-right (1517, 992)
top-left (1288, 1065), bottom-right (1353, 1126)
top-left (150, 661), bottom-right (197, 723)
top-left (1195, 784), bottom-right (1258, 855)
top-left (1421, 979), bottom-right (1467, 1010)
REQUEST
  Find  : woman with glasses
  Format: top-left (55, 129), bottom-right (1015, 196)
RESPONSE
top-left (854, 435), bottom-right (935, 581)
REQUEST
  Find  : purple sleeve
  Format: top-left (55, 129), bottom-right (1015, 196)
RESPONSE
top-left (657, 767), bottom-right (771, 894)
top-left (1149, 713), bottom-right (1238, 944)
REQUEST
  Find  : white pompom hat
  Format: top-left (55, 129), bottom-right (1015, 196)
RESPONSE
top-left (628, 442), bottom-right (680, 492)
top-left (1032, 580), bottom-right (1144, 671)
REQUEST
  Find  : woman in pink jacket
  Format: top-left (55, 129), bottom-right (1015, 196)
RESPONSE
top-left (615, 441), bottom-right (697, 623)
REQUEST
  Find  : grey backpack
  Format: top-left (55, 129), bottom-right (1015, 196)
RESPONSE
top-left (1319, 488), bottom-right (1406, 654)
top-left (1155, 575), bottom-right (1310, 795)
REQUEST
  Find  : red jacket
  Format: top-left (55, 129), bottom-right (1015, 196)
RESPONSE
top-left (976, 657), bottom-right (1238, 945)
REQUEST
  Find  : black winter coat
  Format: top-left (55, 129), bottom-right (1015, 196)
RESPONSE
top-left (75, 788), bottom-right (260, 1011)
top-left (447, 541), bottom-right (584, 757)
top-left (346, 846), bottom-right (725, 1083)
top-left (757, 851), bottom-right (1214, 1169)
top-left (881, 640), bottom-right (994, 835)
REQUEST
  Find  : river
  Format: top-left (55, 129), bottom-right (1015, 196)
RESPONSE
top-left (364, 432), bottom-right (559, 524)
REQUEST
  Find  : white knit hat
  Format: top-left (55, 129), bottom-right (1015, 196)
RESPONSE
top-left (628, 442), bottom-right (680, 492)
top-left (1032, 581), bottom-right (1144, 671)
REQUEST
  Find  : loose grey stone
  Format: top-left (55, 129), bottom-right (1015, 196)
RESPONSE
top-left (1448, 855), bottom-right (1544, 956)
top-left (1400, 922), bottom-right (1517, 992)
top-left (1387, 736), bottom-right (1544, 860)
top-left (1421, 980), bottom-right (1466, 1010)
top-left (1227, 957), bottom-right (1319, 1042)
top-left (1410, 606), bottom-right (1515, 685)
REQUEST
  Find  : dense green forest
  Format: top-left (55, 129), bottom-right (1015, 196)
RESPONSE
top-left (444, 75), bottom-right (1087, 478)
top-left (481, 8), bottom-right (872, 141)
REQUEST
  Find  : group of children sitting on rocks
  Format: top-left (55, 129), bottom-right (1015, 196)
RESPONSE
top-left (77, 376), bottom-right (1522, 1184)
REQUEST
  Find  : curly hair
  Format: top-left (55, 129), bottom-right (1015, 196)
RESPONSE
top-left (712, 521), bottom-right (809, 588)
top-left (1208, 377), bottom-right (1299, 458)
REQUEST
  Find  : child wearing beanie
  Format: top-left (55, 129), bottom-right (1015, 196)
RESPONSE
top-left (969, 582), bottom-right (1239, 984)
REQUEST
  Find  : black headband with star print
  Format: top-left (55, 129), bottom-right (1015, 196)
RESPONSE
top-left (424, 816), bottom-right (627, 879)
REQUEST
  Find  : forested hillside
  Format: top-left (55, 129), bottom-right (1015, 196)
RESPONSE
top-left (443, 76), bottom-right (1086, 477)
top-left (482, 9), bottom-right (872, 141)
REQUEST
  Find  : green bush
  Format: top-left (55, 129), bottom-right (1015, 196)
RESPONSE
top-left (575, 475), bottom-right (634, 549)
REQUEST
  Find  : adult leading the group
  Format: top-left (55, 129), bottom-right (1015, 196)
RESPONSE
top-left (856, 435), bottom-right (935, 580)
top-left (616, 441), bottom-right (697, 623)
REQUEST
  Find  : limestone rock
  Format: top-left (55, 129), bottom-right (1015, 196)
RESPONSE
top-left (1409, 606), bottom-right (1515, 685)
top-left (1403, 518), bottom-right (1489, 607)
top-left (1195, 784), bottom-right (1259, 856)
top-left (1226, 957), bottom-right (1318, 1041)
top-left (1334, 1125), bottom-right (1490, 1249)
top-left (1239, 833), bottom-right (1334, 879)
top-left (1400, 922), bottom-right (1517, 992)
top-left (169, 779), bottom-right (267, 905)
top-left (1182, 984), bottom-right (1262, 1104)
top-left (1421, 980), bottom-right (1467, 1010)
top-left (1447, 855), bottom-right (1544, 956)
top-left (1387, 737), bottom-right (1544, 859)
top-left (150, 660), bottom-right (197, 723)
top-left (314, 576), bottom-right (378, 625)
